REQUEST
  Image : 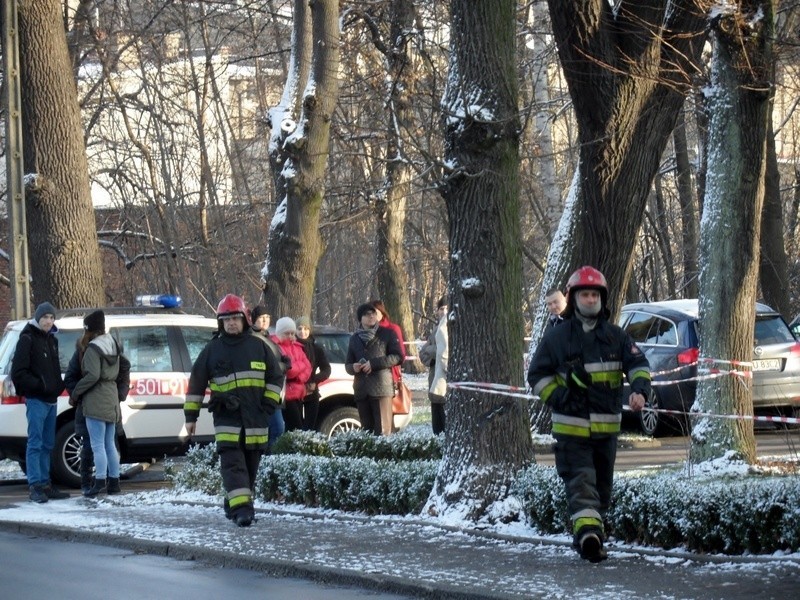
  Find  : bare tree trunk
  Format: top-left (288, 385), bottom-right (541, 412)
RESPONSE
top-left (690, 1), bottom-right (776, 465)
top-left (374, 0), bottom-right (423, 373)
top-left (425, 0), bottom-right (533, 523)
top-left (759, 120), bottom-right (790, 316)
top-left (540, 0), bottom-right (709, 319)
top-left (264, 0), bottom-right (340, 318)
top-left (17, 0), bottom-right (105, 307)
top-left (673, 108), bottom-right (700, 298)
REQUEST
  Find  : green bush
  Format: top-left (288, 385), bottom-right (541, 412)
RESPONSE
top-left (270, 429), bottom-right (333, 457)
top-left (171, 437), bottom-right (800, 554)
top-left (270, 427), bottom-right (443, 461)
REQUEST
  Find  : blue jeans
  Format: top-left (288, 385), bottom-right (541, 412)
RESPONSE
top-left (25, 398), bottom-right (56, 486)
top-left (85, 417), bottom-right (120, 479)
top-left (268, 408), bottom-right (285, 451)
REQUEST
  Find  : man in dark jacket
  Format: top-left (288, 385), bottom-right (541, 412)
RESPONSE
top-left (10, 302), bottom-right (69, 503)
top-left (345, 303), bottom-right (402, 436)
top-left (527, 267), bottom-right (651, 563)
top-left (184, 295), bottom-right (283, 527)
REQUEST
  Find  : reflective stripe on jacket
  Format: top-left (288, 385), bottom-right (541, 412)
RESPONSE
top-left (527, 317), bottom-right (651, 438)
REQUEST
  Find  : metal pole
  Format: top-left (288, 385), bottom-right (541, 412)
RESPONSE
top-left (3, 0), bottom-right (31, 320)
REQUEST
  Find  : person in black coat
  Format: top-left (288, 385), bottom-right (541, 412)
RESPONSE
top-left (296, 317), bottom-right (331, 431)
top-left (10, 302), bottom-right (69, 503)
top-left (345, 303), bottom-right (402, 436)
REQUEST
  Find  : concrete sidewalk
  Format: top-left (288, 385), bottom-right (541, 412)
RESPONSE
top-left (0, 490), bottom-right (798, 600)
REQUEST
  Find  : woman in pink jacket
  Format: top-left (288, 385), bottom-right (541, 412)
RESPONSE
top-left (271, 317), bottom-right (312, 431)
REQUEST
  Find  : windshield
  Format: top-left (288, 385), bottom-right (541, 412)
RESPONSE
top-left (754, 316), bottom-right (796, 346)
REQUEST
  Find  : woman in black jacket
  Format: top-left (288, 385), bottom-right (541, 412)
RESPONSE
top-left (344, 304), bottom-right (402, 436)
top-left (296, 317), bottom-right (332, 431)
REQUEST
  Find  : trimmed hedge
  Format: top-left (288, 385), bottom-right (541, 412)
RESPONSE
top-left (168, 435), bottom-right (800, 554)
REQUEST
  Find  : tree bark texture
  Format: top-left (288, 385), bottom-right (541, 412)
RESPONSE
top-left (541, 0), bottom-right (710, 317)
top-left (264, 0), bottom-right (340, 318)
top-left (425, 0), bottom-right (533, 523)
top-left (18, 0), bottom-right (105, 307)
top-left (673, 109), bottom-right (700, 298)
top-left (759, 120), bottom-right (790, 317)
top-left (690, 2), bottom-right (776, 465)
top-left (375, 0), bottom-right (422, 371)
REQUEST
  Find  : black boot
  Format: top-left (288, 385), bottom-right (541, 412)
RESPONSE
top-left (107, 477), bottom-right (121, 494)
top-left (576, 527), bottom-right (608, 563)
top-left (41, 482), bottom-right (70, 500)
top-left (84, 478), bottom-right (106, 498)
top-left (232, 505), bottom-right (255, 527)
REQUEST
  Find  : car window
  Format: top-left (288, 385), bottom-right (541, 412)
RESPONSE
top-left (115, 326), bottom-right (173, 372)
top-left (56, 330), bottom-right (83, 372)
top-left (645, 317), bottom-right (678, 346)
top-left (0, 327), bottom-right (81, 374)
top-left (754, 316), bottom-right (796, 346)
top-left (0, 329), bottom-right (21, 375)
top-left (315, 333), bottom-right (350, 363)
top-left (622, 312), bottom-right (657, 344)
top-left (181, 326), bottom-right (217, 365)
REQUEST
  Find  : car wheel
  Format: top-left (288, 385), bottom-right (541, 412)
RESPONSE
top-left (51, 421), bottom-right (82, 488)
top-left (318, 407), bottom-right (362, 438)
top-left (639, 389), bottom-right (662, 437)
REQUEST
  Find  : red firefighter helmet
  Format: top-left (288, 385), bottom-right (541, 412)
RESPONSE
top-left (565, 266), bottom-right (608, 311)
top-left (216, 294), bottom-right (249, 324)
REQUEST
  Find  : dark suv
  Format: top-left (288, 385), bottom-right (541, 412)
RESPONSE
top-left (618, 299), bottom-right (800, 435)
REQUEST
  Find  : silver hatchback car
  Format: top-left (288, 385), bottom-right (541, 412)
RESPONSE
top-left (618, 299), bottom-right (800, 435)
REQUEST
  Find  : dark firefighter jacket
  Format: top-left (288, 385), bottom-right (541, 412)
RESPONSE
top-left (527, 317), bottom-right (651, 438)
top-left (184, 331), bottom-right (283, 450)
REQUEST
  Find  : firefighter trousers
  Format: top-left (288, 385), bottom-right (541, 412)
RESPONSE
top-left (554, 435), bottom-right (617, 535)
top-left (218, 433), bottom-right (263, 513)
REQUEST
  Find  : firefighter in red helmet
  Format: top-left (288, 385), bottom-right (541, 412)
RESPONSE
top-left (184, 294), bottom-right (283, 527)
top-left (527, 266), bottom-right (651, 562)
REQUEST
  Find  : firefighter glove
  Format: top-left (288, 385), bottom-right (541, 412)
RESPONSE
top-left (566, 364), bottom-right (591, 397)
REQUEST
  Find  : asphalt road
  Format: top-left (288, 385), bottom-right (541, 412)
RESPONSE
top-left (0, 530), bottom-right (414, 600)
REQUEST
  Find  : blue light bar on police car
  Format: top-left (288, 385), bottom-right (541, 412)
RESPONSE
top-left (135, 294), bottom-right (182, 308)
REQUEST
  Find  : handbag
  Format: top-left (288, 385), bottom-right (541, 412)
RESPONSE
top-left (392, 380), bottom-right (412, 415)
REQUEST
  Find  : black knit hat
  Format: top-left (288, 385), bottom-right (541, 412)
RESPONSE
top-left (251, 305), bottom-right (270, 322)
top-left (83, 310), bottom-right (105, 333)
top-left (356, 303), bottom-right (377, 320)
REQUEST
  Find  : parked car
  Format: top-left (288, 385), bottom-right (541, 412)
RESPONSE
top-left (0, 310), bottom-right (411, 487)
top-left (790, 315), bottom-right (800, 340)
top-left (617, 299), bottom-right (800, 436)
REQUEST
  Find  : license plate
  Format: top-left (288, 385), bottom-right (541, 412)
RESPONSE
top-left (753, 358), bottom-right (781, 372)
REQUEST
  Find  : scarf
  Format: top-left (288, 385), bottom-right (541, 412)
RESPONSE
top-left (356, 324), bottom-right (379, 345)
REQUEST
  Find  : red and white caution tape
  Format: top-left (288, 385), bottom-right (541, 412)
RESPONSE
top-left (448, 381), bottom-right (800, 425)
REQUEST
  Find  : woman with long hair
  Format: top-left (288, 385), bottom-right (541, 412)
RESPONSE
top-left (69, 310), bottom-right (125, 497)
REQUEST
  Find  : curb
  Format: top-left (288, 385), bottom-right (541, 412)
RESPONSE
top-left (0, 519), bottom-right (520, 600)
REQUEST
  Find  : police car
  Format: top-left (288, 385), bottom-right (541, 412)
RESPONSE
top-left (0, 301), bottom-right (412, 487)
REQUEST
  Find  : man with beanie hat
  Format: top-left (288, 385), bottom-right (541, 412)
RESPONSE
top-left (527, 266), bottom-right (650, 562)
top-left (296, 317), bottom-right (331, 431)
top-left (11, 302), bottom-right (69, 503)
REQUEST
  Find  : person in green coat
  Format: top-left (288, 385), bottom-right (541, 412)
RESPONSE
top-left (70, 310), bottom-right (124, 497)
